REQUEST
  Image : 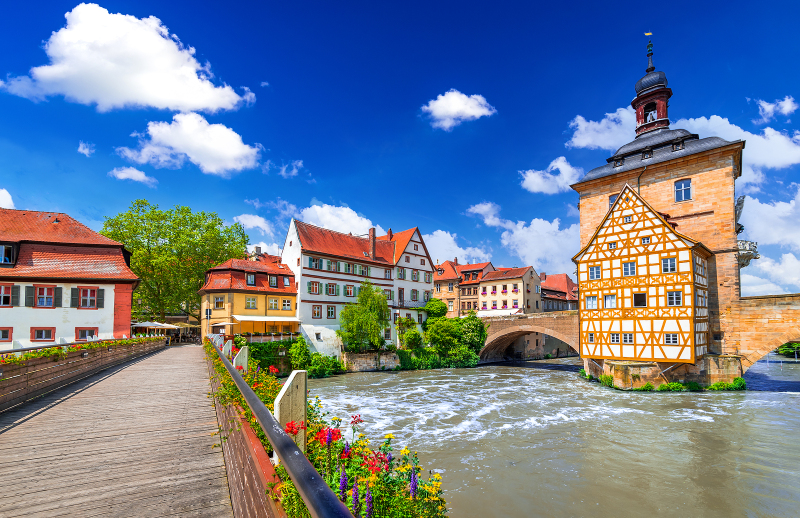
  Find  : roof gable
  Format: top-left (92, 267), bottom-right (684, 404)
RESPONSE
top-left (0, 208), bottom-right (121, 247)
top-left (294, 220), bottom-right (395, 265)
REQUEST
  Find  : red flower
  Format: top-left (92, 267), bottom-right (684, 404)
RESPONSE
top-left (350, 414), bottom-right (364, 426)
top-left (235, 365), bottom-right (244, 371)
top-left (313, 427), bottom-right (342, 445)
top-left (268, 365), bottom-right (279, 374)
top-left (285, 421), bottom-right (300, 435)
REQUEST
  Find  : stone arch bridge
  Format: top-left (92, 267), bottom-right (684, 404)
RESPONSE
top-left (480, 311), bottom-right (579, 362)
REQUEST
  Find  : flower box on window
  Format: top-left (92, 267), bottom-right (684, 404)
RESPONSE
top-left (501, 305), bottom-right (508, 309)
top-left (501, 290), bottom-right (507, 294)
top-left (491, 291), bottom-right (497, 294)
top-left (512, 289), bottom-right (519, 293)
top-left (512, 304), bottom-right (518, 308)
top-left (527, 289), bottom-right (531, 293)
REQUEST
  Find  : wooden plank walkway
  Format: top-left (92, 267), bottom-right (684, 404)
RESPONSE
top-left (0, 345), bottom-right (234, 518)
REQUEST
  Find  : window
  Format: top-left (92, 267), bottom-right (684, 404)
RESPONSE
top-left (667, 291), bottom-right (683, 306)
top-left (512, 283), bottom-right (518, 292)
top-left (385, 269), bottom-right (392, 279)
top-left (246, 273), bottom-right (256, 286)
top-left (405, 256), bottom-right (410, 263)
top-left (411, 290), bottom-right (418, 301)
top-left (633, 293), bottom-right (647, 307)
top-left (585, 296), bottom-right (597, 309)
top-left (461, 302), bottom-right (466, 310)
top-left (384, 289), bottom-right (392, 300)
top-left (406, 313), bottom-right (412, 319)
top-left (492, 300), bottom-right (497, 309)
top-left (327, 283), bottom-right (337, 296)
top-left (245, 297), bottom-right (257, 309)
top-left (491, 286), bottom-right (497, 294)
top-left (315, 332), bottom-right (322, 341)
top-left (0, 244), bottom-right (14, 264)
top-left (327, 306), bottom-right (336, 319)
top-left (623, 216), bottom-right (632, 223)
top-left (604, 295), bottom-right (616, 309)
top-left (536, 285), bottom-right (541, 293)
top-left (608, 242), bottom-right (617, 250)
top-left (673, 142), bottom-right (685, 151)
top-left (589, 266), bottom-right (601, 280)
top-left (345, 285), bottom-right (354, 297)
top-left (536, 300), bottom-right (539, 309)
top-left (412, 270), bottom-right (419, 281)
top-left (344, 263), bottom-right (352, 274)
top-left (309, 257), bottom-right (321, 269)
top-left (284, 276), bottom-right (291, 287)
top-left (609, 194), bottom-right (618, 208)
top-left (642, 149), bottom-right (652, 160)
top-left (447, 300), bottom-right (453, 311)
top-left (501, 285), bottom-right (507, 293)
top-left (418, 313), bottom-right (423, 324)
top-left (435, 284), bottom-right (441, 293)
top-left (675, 179), bottom-right (692, 202)
top-left (622, 333), bottom-right (634, 344)
top-left (610, 333), bottom-right (620, 344)
top-left (269, 276), bottom-right (277, 287)
top-left (214, 296), bottom-right (224, 309)
top-left (37, 287), bottom-right (55, 307)
top-left (512, 299), bottom-right (518, 308)
top-left (283, 299), bottom-right (291, 310)
top-left (642, 237), bottom-right (651, 244)
top-left (414, 244), bottom-right (418, 251)
top-left (664, 333), bottom-right (679, 345)
top-left (77, 328), bottom-right (97, 340)
top-left (423, 291), bottom-right (430, 301)
top-left (269, 298), bottom-right (279, 310)
top-left (623, 262), bottom-right (636, 276)
top-left (0, 284), bottom-right (12, 306)
top-left (32, 328), bottom-right (54, 341)
top-left (308, 281), bottom-right (320, 295)
top-left (424, 272), bottom-right (432, 283)
top-left (312, 305), bottom-right (322, 318)
top-left (79, 288), bottom-right (97, 308)
top-left (421, 259), bottom-right (425, 266)
top-left (644, 102), bottom-right (657, 122)
top-left (613, 158), bottom-right (623, 167)
top-left (448, 282), bottom-right (453, 292)
top-left (482, 301), bottom-right (487, 309)
top-left (384, 328), bottom-right (392, 340)
top-left (587, 332), bottom-right (594, 343)
top-left (282, 325), bottom-right (291, 333)
top-left (662, 258), bottom-right (677, 273)
top-left (397, 268), bottom-right (405, 280)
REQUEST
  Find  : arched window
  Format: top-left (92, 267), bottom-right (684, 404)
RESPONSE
top-left (644, 102), bottom-right (657, 122)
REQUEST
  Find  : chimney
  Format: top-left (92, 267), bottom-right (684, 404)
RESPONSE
top-left (454, 257), bottom-right (458, 265)
top-left (255, 246), bottom-right (262, 255)
top-left (387, 228), bottom-right (393, 240)
top-left (369, 227), bottom-right (376, 259)
top-left (540, 272), bottom-right (546, 281)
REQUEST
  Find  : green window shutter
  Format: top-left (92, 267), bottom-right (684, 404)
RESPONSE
top-left (97, 289), bottom-right (105, 308)
top-left (308, 257), bottom-right (313, 268)
top-left (327, 260), bottom-right (331, 271)
top-left (307, 281), bottom-right (312, 293)
top-left (54, 287), bottom-right (62, 307)
top-left (367, 267), bottom-right (371, 277)
top-left (336, 284), bottom-right (340, 296)
top-left (11, 285), bottom-right (20, 306)
top-left (70, 288), bottom-right (79, 307)
top-left (25, 286), bottom-right (34, 307)
top-left (336, 261), bottom-right (341, 272)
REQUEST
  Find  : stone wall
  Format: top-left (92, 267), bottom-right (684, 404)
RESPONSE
top-left (583, 355), bottom-right (744, 389)
top-left (341, 351), bottom-right (400, 372)
top-left (730, 294), bottom-right (800, 368)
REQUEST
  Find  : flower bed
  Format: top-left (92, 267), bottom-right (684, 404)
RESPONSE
top-left (205, 340), bottom-right (447, 518)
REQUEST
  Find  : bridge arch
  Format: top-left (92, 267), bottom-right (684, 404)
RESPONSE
top-left (740, 329), bottom-right (800, 371)
top-left (480, 311), bottom-right (579, 362)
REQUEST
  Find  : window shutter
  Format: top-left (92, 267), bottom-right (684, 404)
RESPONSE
top-left (327, 260), bottom-right (331, 271)
top-left (25, 286), bottom-right (34, 307)
top-left (54, 287), bottom-right (62, 307)
top-left (336, 261), bottom-right (341, 272)
top-left (335, 284), bottom-right (340, 296)
top-left (308, 257), bottom-right (313, 268)
top-left (367, 267), bottom-right (371, 277)
top-left (307, 281), bottom-right (312, 293)
top-left (11, 285), bottom-right (20, 306)
top-left (97, 289), bottom-right (105, 308)
top-left (71, 288), bottom-right (79, 307)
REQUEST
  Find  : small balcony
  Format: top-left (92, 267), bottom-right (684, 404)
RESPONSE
top-left (737, 240), bottom-right (760, 268)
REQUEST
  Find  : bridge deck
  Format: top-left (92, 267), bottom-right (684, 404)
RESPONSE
top-left (0, 345), bottom-right (233, 518)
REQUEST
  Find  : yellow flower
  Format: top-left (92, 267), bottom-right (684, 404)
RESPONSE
top-left (400, 447), bottom-right (410, 455)
top-left (384, 433), bottom-right (395, 439)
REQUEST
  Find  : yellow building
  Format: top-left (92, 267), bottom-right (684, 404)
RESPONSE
top-left (198, 254), bottom-right (299, 337)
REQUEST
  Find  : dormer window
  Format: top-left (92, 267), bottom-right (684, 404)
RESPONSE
top-left (673, 141), bottom-right (684, 151)
top-left (613, 158), bottom-right (624, 167)
top-left (246, 273), bottom-right (256, 286)
top-left (0, 244), bottom-right (15, 264)
top-left (642, 149), bottom-right (653, 159)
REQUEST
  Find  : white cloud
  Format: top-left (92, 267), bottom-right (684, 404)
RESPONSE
top-left (298, 204), bottom-right (385, 236)
top-left (278, 160), bottom-right (304, 179)
top-left (77, 141), bottom-right (95, 157)
top-left (0, 3), bottom-right (244, 112)
top-left (117, 112), bottom-right (261, 176)
top-left (233, 214), bottom-right (274, 237)
top-left (107, 166), bottom-right (157, 188)
top-left (241, 87), bottom-right (256, 106)
top-left (754, 96), bottom-right (798, 124)
top-left (740, 272), bottom-right (789, 297)
top-left (247, 242), bottom-right (282, 256)
top-left (753, 253), bottom-right (800, 292)
top-left (0, 188), bottom-right (15, 209)
top-left (468, 202), bottom-right (579, 274)
top-left (740, 186), bottom-right (800, 252)
top-left (422, 230), bottom-right (491, 265)
top-left (519, 156), bottom-right (583, 194)
top-left (566, 107), bottom-right (636, 151)
top-left (260, 81), bottom-right (269, 87)
top-left (421, 89), bottom-right (496, 131)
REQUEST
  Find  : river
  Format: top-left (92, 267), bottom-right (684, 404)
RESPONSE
top-left (308, 353), bottom-right (800, 517)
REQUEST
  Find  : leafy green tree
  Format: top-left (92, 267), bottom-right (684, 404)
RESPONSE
top-left (404, 328), bottom-right (423, 349)
top-left (395, 316), bottom-right (417, 349)
top-left (459, 311), bottom-right (488, 353)
top-left (101, 199), bottom-right (248, 321)
top-left (424, 298), bottom-right (448, 318)
top-left (289, 337), bottom-right (312, 370)
top-left (425, 318), bottom-right (462, 357)
top-left (336, 280), bottom-right (391, 352)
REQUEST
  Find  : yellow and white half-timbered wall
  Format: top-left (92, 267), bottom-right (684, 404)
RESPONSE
top-left (574, 184), bottom-right (711, 364)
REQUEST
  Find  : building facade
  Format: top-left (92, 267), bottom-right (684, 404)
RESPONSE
top-left (432, 260), bottom-right (461, 318)
top-left (572, 42), bottom-right (745, 368)
top-left (540, 272), bottom-right (578, 311)
top-left (281, 220), bottom-right (434, 356)
top-left (457, 262), bottom-right (494, 315)
top-left (0, 209), bottom-right (139, 349)
top-left (198, 252), bottom-right (298, 337)
top-left (477, 267), bottom-right (541, 316)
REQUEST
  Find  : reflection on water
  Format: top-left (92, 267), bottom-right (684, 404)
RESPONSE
top-left (308, 355), bottom-right (800, 517)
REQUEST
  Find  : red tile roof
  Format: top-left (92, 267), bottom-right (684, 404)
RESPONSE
top-left (433, 260), bottom-right (460, 281)
top-left (0, 244), bottom-right (139, 281)
top-left (201, 258), bottom-right (296, 293)
top-left (0, 208), bottom-right (121, 246)
top-left (540, 272), bottom-right (578, 301)
top-left (210, 258), bottom-right (293, 276)
top-left (482, 266), bottom-right (532, 281)
top-left (377, 227), bottom-right (418, 264)
top-left (296, 220), bottom-right (396, 265)
top-left (456, 262), bottom-right (493, 285)
top-left (457, 262), bottom-right (491, 272)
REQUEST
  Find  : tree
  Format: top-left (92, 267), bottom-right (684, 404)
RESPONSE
top-left (404, 328), bottom-right (423, 349)
top-left (425, 318), bottom-right (462, 357)
top-left (424, 298), bottom-right (448, 318)
top-left (395, 317), bottom-right (417, 349)
top-left (336, 280), bottom-right (391, 352)
top-left (459, 311), bottom-right (488, 353)
top-left (101, 199), bottom-right (249, 321)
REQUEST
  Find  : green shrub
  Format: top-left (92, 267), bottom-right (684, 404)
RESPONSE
top-left (635, 382), bottom-right (654, 391)
top-left (598, 374), bottom-right (614, 388)
top-left (579, 368), bottom-right (587, 378)
top-left (288, 337), bottom-right (311, 371)
top-left (778, 343), bottom-right (800, 357)
top-left (404, 328), bottom-right (422, 349)
top-left (442, 345), bottom-right (479, 368)
top-left (708, 377), bottom-right (747, 391)
top-left (544, 353), bottom-right (552, 359)
top-left (731, 377), bottom-right (746, 390)
top-left (657, 382), bottom-right (685, 392)
top-left (306, 353), bottom-right (345, 378)
top-left (685, 381), bottom-right (703, 392)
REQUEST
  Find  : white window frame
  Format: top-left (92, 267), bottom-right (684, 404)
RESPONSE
top-left (269, 298), bottom-right (279, 310)
top-left (623, 262), bottom-right (636, 277)
top-left (587, 332), bottom-right (594, 343)
top-left (246, 273), bottom-right (256, 286)
top-left (589, 266), bottom-right (601, 280)
top-left (622, 333), bottom-right (634, 344)
top-left (604, 294), bottom-right (616, 309)
top-left (662, 257), bottom-right (677, 273)
top-left (282, 299), bottom-right (291, 310)
top-left (641, 237), bottom-right (650, 244)
top-left (667, 291), bottom-right (682, 307)
top-left (245, 296), bottom-right (257, 309)
top-left (585, 296), bottom-right (597, 309)
top-left (610, 333), bottom-right (620, 344)
top-left (214, 296), bottom-right (224, 309)
top-left (664, 333), bottom-right (679, 345)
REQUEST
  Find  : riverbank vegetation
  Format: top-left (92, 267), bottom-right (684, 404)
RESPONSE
top-left (205, 340), bottom-right (447, 517)
top-left (778, 343), bottom-right (800, 358)
top-left (0, 337), bottom-right (164, 365)
top-left (232, 335), bottom-right (345, 378)
top-left (579, 369), bottom-right (746, 391)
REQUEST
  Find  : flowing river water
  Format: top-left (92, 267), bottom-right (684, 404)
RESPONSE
top-left (308, 353), bottom-right (800, 518)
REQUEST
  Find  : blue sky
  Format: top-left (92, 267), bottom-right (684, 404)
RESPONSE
top-left (1, 1), bottom-right (799, 295)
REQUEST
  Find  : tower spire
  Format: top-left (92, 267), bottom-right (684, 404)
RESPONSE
top-left (646, 39), bottom-right (655, 73)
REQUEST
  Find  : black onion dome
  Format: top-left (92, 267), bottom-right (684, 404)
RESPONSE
top-left (635, 70), bottom-right (668, 94)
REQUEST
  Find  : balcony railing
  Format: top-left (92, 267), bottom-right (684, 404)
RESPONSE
top-left (737, 240), bottom-right (760, 268)
top-left (394, 299), bottom-right (427, 309)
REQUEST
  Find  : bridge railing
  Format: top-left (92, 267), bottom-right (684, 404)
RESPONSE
top-left (208, 335), bottom-right (353, 518)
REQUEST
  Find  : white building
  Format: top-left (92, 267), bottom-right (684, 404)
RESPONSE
top-left (0, 209), bottom-right (140, 350)
top-left (281, 220), bottom-right (434, 356)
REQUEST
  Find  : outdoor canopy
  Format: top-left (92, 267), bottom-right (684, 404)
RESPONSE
top-left (231, 315), bottom-right (301, 323)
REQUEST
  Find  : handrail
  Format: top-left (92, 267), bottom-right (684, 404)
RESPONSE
top-left (210, 338), bottom-right (353, 518)
top-left (0, 337), bottom-right (162, 355)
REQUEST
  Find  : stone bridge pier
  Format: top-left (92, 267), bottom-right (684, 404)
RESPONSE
top-left (480, 311), bottom-right (579, 362)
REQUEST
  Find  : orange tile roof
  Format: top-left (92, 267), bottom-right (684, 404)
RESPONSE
top-left (210, 258), bottom-right (293, 276)
top-left (0, 208), bottom-right (121, 246)
top-left (457, 262), bottom-right (491, 272)
top-left (201, 257), bottom-right (296, 293)
top-left (296, 220), bottom-right (396, 265)
top-left (540, 272), bottom-right (578, 301)
top-left (0, 244), bottom-right (138, 281)
top-left (482, 266), bottom-right (532, 281)
top-left (377, 227), bottom-right (418, 263)
top-left (433, 260), bottom-right (460, 281)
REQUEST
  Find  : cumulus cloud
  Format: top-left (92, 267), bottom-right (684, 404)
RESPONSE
top-left (741, 186), bottom-right (800, 252)
top-left (0, 3), bottom-right (244, 112)
top-left (233, 214), bottom-right (274, 237)
top-left (468, 202), bottom-right (579, 274)
top-left (77, 141), bottom-right (95, 157)
top-left (519, 156), bottom-right (583, 194)
top-left (754, 96), bottom-right (798, 124)
top-left (107, 166), bottom-right (157, 187)
top-left (566, 107), bottom-right (636, 151)
top-left (241, 86), bottom-right (256, 106)
top-left (740, 272), bottom-right (788, 297)
top-left (279, 160), bottom-right (304, 179)
top-left (260, 81), bottom-right (269, 87)
top-left (117, 112), bottom-right (261, 176)
top-left (298, 204), bottom-right (385, 236)
top-left (422, 230), bottom-right (491, 265)
top-left (247, 242), bottom-right (282, 256)
top-left (753, 253), bottom-right (800, 292)
top-left (0, 188), bottom-right (15, 209)
top-left (421, 89), bottom-right (496, 131)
